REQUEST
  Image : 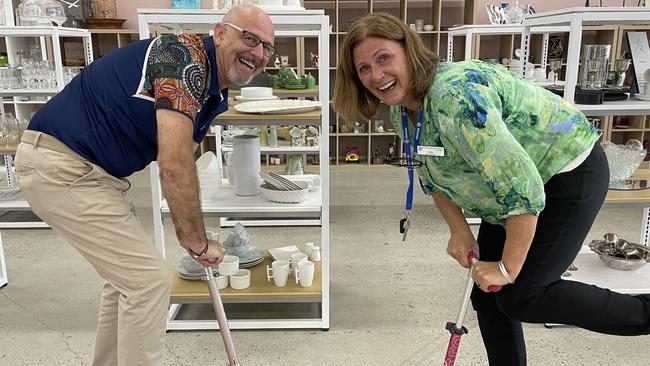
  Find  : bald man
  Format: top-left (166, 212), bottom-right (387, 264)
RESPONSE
top-left (14, 6), bottom-right (275, 365)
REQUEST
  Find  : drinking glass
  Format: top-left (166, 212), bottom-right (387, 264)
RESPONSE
top-left (548, 59), bottom-right (563, 86)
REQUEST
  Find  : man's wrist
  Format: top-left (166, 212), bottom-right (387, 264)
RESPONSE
top-left (187, 241), bottom-right (208, 259)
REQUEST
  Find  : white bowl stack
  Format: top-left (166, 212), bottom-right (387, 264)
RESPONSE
top-left (236, 87), bottom-right (277, 101)
top-left (196, 151), bottom-right (222, 200)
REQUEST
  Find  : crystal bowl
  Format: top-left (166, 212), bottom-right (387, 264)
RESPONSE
top-left (601, 140), bottom-right (646, 183)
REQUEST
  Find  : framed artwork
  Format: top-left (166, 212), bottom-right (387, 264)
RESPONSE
top-left (627, 32), bottom-right (650, 94)
top-left (171, 0), bottom-right (201, 9)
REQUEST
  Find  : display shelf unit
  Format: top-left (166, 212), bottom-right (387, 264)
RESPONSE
top-left (302, 0), bottom-right (477, 165)
top-left (521, 7), bottom-right (650, 104)
top-left (0, 26), bottom-right (92, 230)
top-left (446, 24), bottom-right (570, 66)
top-left (0, 232), bottom-right (5, 288)
top-left (564, 168), bottom-right (650, 302)
top-left (138, 8), bottom-right (330, 330)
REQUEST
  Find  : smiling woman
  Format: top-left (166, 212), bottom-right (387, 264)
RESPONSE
top-left (332, 12), bottom-right (438, 128)
top-left (332, 11), bottom-right (650, 366)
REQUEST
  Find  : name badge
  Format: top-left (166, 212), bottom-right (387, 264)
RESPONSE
top-left (417, 145), bottom-right (445, 156)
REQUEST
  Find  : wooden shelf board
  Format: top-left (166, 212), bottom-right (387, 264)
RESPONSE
top-left (170, 253), bottom-right (322, 302)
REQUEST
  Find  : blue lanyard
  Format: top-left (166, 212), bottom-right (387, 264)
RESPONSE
top-left (401, 102), bottom-right (424, 212)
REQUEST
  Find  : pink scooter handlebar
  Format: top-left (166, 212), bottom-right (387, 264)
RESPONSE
top-left (467, 252), bottom-right (502, 293)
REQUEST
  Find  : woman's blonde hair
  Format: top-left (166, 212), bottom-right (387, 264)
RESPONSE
top-left (332, 12), bottom-right (439, 126)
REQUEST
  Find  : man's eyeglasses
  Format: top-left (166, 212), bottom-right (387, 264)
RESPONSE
top-left (385, 157), bottom-right (423, 168)
top-left (224, 22), bottom-right (276, 58)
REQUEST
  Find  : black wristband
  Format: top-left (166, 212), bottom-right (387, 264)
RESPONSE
top-left (188, 241), bottom-right (208, 259)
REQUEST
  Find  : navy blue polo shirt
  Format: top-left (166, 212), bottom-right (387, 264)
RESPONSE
top-left (28, 35), bottom-right (228, 178)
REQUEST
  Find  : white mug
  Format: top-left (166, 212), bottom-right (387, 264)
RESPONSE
top-left (290, 253), bottom-right (308, 272)
top-left (266, 260), bottom-right (290, 287)
top-left (294, 261), bottom-right (315, 287)
top-left (308, 246), bottom-right (321, 262)
top-left (218, 255), bottom-right (239, 276)
top-left (304, 242), bottom-right (314, 255)
top-left (230, 269), bottom-right (251, 290)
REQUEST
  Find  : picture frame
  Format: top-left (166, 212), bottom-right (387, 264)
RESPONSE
top-left (627, 32), bottom-right (650, 94)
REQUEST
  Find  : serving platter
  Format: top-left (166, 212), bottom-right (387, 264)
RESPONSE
top-left (234, 100), bottom-right (321, 114)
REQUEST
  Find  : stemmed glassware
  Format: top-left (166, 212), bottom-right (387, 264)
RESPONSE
top-left (548, 59), bottom-right (563, 86)
top-left (45, 5), bottom-right (67, 27)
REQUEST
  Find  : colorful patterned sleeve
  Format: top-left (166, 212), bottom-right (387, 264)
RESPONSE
top-left (434, 76), bottom-right (546, 220)
top-left (145, 35), bottom-right (210, 123)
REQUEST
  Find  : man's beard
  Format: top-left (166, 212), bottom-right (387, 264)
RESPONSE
top-left (227, 65), bottom-right (257, 87)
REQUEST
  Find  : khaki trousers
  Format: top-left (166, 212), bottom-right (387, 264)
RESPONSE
top-left (14, 131), bottom-right (172, 366)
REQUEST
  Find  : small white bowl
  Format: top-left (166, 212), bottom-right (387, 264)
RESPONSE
top-left (215, 275), bottom-right (229, 289)
top-left (240, 87), bottom-right (273, 99)
top-left (260, 181), bottom-right (309, 203)
top-left (218, 255), bottom-right (240, 276)
top-left (195, 152), bottom-right (219, 173)
top-left (230, 269), bottom-right (251, 289)
top-left (423, 24), bottom-right (434, 31)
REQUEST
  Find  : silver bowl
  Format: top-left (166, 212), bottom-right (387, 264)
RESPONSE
top-left (589, 240), bottom-right (650, 271)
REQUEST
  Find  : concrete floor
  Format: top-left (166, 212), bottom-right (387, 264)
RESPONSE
top-left (0, 165), bottom-right (649, 366)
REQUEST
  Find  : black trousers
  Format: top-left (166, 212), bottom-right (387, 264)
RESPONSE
top-left (471, 143), bottom-right (650, 365)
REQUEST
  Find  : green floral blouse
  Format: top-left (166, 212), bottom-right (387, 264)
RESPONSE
top-left (390, 60), bottom-right (601, 225)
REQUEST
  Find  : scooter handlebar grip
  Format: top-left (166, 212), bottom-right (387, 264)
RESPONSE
top-left (488, 285), bottom-right (502, 292)
top-left (468, 251), bottom-right (503, 292)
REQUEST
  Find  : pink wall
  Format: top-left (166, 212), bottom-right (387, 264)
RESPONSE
top-left (475, 0), bottom-right (646, 24)
top-left (117, 0), bottom-right (647, 31)
top-left (118, 0), bottom-right (212, 29)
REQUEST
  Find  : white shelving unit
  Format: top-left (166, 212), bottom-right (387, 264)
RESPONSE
top-left (0, 26), bottom-right (93, 229)
top-left (138, 8), bottom-right (330, 330)
top-left (522, 7), bottom-right (650, 104)
top-left (447, 24), bottom-right (570, 66)
top-left (0, 232), bottom-right (6, 288)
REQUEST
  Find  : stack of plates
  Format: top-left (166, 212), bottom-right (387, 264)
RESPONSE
top-left (237, 247), bottom-right (265, 268)
top-left (177, 267), bottom-right (219, 281)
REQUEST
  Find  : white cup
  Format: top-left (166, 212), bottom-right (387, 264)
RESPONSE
top-left (294, 261), bottom-right (315, 287)
top-left (304, 242), bottom-right (315, 255)
top-left (206, 229), bottom-right (219, 241)
top-left (218, 255), bottom-right (239, 276)
top-left (290, 253), bottom-right (308, 272)
top-left (280, 55), bottom-right (289, 66)
top-left (215, 275), bottom-right (229, 289)
top-left (266, 260), bottom-right (290, 287)
top-left (308, 246), bottom-right (321, 262)
top-left (230, 269), bottom-right (251, 289)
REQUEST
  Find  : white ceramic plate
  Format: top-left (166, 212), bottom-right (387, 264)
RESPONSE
top-left (268, 245), bottom-right (302, 261)
top-left (240, 257), bottom-right (265, 268)
top-left (177, 266), bottom-right (219, 281)
top-left (235, 95), bottom-right (279, 102)
top-left (634, 94), bottom-right (650, 101)
top-left (234, 100), bottom-right (321, 114)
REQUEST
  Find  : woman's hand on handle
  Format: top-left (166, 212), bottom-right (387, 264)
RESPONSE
top-left (447, 232), bottom-right (480, 269)
top-left (468, 253), bottom-right (504, 293)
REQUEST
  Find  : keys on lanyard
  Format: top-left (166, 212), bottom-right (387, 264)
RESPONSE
top-left (400, 211), bottom-right (411, 241)
top-left (399, 101), bottom-right (424, 242)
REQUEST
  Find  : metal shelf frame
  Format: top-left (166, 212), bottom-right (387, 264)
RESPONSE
top-left (447, 24), bottom-right (570, 69)
top-left (138, 8), bottom-right (330, 331)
